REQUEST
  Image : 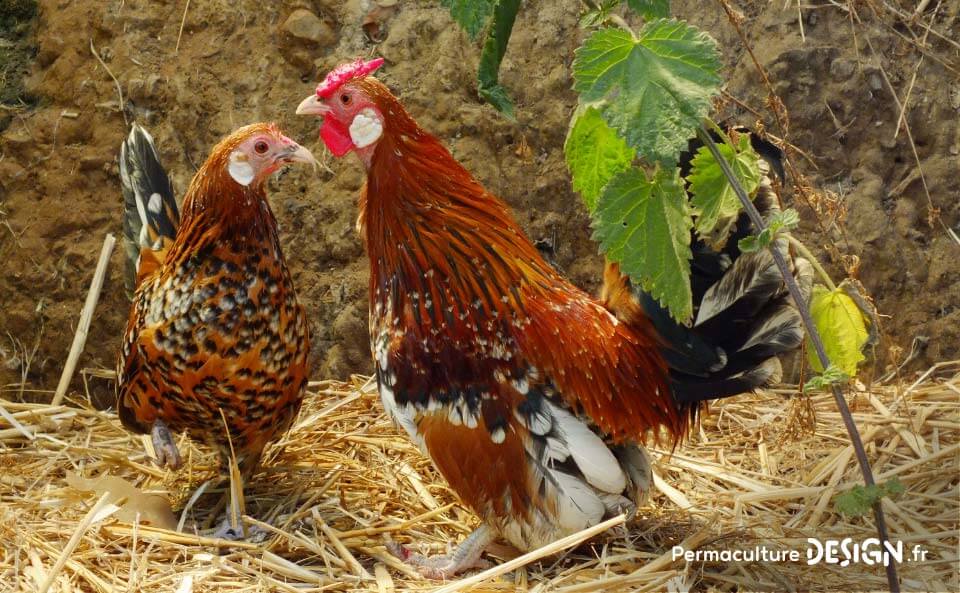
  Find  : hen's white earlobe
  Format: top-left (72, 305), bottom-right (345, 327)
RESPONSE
top-left (228, 151), bottom-right (255, 186)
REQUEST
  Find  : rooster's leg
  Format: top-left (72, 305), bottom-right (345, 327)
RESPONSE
top-left (388, 525), bottom-right (495, 579)
top-left (150, 419), bottom-right (182, 469)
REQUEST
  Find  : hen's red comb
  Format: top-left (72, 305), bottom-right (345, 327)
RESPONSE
top-left (316, 57), bottom-right (385, 99)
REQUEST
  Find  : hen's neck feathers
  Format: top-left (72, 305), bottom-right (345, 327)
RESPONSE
top-left (166, 146), bottom-right (279, 267)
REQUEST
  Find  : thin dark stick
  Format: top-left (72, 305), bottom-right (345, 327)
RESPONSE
top-left (697, 124), bottom-right (901, 593)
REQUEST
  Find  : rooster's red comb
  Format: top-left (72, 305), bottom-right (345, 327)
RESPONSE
top-left (316, 58), bottom-right (385, 99)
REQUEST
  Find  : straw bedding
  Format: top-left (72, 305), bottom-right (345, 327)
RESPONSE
top-left (0, 365), bottom-right (957, 592)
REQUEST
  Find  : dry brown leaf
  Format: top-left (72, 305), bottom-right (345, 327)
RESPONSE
top-left (65, 472), bottom-right (177, 530)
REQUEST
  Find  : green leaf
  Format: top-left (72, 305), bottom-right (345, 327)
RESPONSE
top-left (477, 0), bottom-right (520, 117)
top-left (441, 0), bottom-right (497, 40)
top-left (626, 0), bottom-right (671, 19)
top-left (737, 208), bottom-right (799, 253)
top-left (806, 284), bottom-right (871, 375)
top-left (803, 364), bottom-right (849, 392)
top-left (593, 166), bottom-right (693, 321)
top-left (565, 107), bottom-right (636, 213)
top-left (737, 230), bottom-right (764, 253)
top-left (688, 134), bottom-right (761, 247)
top-left (834, 478), bottom-right (905, 517)
top-left (579, 0), bottom-right (622, 28)
top-left (572, 21), bottom-right (721, 164)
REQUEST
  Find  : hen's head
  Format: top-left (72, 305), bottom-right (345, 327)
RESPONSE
top-left (296, 58), bottom-right (394, 165)
top-left (214, 123), bottom-right (315, 187)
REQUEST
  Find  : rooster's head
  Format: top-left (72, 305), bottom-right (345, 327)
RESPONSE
top-left (297, 58), bottom-right (398, 166)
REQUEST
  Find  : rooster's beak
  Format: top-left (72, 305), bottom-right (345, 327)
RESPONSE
top-left (296, 94), bottom-right (331, 116)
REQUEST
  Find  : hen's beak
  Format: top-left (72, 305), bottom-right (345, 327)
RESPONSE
top-left (296, 94), bottom-right (331, 116)
top-left (279, 139), bottom-right (316, 165)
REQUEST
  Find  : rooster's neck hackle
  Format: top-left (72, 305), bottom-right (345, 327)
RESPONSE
top-left (357, 79), bottom-right (558, 334)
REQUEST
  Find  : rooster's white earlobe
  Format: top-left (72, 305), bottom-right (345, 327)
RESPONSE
top-left (350, 108), bottom-right (383, 149)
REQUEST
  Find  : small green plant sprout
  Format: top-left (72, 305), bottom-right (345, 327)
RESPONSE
top-left (803, 364), bottom-right (849, 393)
top-left (834, 478), bottom-right (905, 518)
top-left (737, 208), bottom-right (800, 253)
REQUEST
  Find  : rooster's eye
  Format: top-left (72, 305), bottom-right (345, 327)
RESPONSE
top-left (254, 141), bottom-right (269, 154)
top-left (340, 93), bottom-right (351, 105)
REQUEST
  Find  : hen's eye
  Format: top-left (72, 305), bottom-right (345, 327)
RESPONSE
top-left (254, 140), bottom-right (269, 154)
top-left (340, 93), bottom-right (351, 105)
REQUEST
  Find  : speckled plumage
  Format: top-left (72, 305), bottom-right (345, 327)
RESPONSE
top-left (116, 123), bottom-right (310, 470)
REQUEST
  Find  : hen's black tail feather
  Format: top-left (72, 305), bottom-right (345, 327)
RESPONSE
top-left (119, 123), bottom-right (178, 297)
top-left (639, 131), bottom-right (813, 407)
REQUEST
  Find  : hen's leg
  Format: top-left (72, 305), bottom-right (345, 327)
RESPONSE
top-left (212, 454), bottom-right (265, 541)
top-left (151, 419), bottom-right (182, 469)
top-left (388, 525), bottom-right (495, 580)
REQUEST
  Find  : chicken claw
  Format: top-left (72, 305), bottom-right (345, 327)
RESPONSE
top-left (151, 419), bottom-right (182, 469)
top-left (387, 525), bottom-right (494, 580)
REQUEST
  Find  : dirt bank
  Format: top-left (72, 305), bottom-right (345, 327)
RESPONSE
top-left (1, 0), bottom-right (957, 404)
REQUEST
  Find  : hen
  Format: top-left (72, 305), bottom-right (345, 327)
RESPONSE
top-left (297, 60), bottom-right (811, 577)
top-left (117, 123), bottom-right (313, 489)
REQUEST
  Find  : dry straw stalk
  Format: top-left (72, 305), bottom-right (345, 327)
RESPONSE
top-left (1, 366), bottom-right (957, 591)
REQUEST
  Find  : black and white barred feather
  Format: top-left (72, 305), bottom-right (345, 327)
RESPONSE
top-left (119, 124), bottom-right (179, 297)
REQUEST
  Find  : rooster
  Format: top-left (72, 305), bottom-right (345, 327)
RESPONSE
top-left (297, 59), bottom-right (811, 577)
top-left (116, 123), bottom-right (314, 500)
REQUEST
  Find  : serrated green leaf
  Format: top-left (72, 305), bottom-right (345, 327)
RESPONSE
top-left (441, 0), bottom-right (496, 40)
top-left (565, 107), bottom-right (636, 213)
top-left (626, 0), bottom-right (671, 19)
top-left (688, 134), bottom-right (760, 248)
top-left (738, 207), bottom-right (799, 253)
top-left (593, 166), bottom-right (693, 321)
top-left (477, 0), bottom-right (520, 117)
top-left (737, 231), bottom-right (763, 253)
top-left (806, 285), bottom-right (870, 375)
top-left (572, 21), bottom-right (721, 164)
top-left (834, 478), bottom-right (904, 517)
top-left (768, 208), bottom-right (800, 234)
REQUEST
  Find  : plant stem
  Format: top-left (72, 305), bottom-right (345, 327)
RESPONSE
top-left (609, 13), bottom-right (632, 32)
top-left (786, 235), bottom-right (837, 291)
top-left (705, 118), bottom-right (736, 152)
top-left (697, 124), bottom-right (900, 593)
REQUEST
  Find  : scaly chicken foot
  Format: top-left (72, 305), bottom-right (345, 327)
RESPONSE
top-left (210, 516), bottom-right (268, 542)
top-left (388, 525), bottom-right (495, 580)
top-left (150, 419), bottom-right (182, 469)
top-left (205, 454), bottom-right (266, 541)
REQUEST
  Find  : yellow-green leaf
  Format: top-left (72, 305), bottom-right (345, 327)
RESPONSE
top-left (806, 284), bottom-right (870, 375)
